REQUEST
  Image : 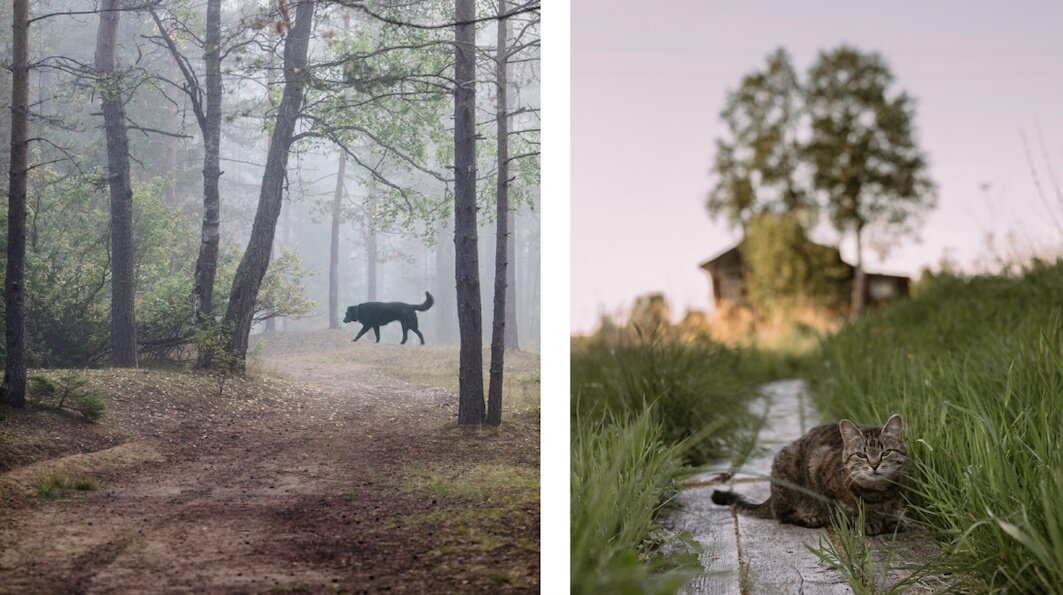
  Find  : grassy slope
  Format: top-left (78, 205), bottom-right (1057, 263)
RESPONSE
top-left (809, 262), bottom-right (1063, 593)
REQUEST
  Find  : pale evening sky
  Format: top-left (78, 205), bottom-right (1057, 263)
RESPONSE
top-left (571, 0), bottom-right (1063, 333)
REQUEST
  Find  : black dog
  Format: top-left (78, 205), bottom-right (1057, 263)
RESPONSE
top-left (343, 291), bottom-right (434, 344)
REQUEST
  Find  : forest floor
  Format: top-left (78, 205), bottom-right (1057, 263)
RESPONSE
top-left (0, 330), bottom-right (540, 593)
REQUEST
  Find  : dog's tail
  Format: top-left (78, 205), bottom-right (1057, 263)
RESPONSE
top-left (415, 291), bottom-right (434, 311)
top-left (711, 489), bottom-right (774, 519)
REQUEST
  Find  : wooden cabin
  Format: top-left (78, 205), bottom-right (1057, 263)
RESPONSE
top-left (699, 243), bottom-right (909, 310)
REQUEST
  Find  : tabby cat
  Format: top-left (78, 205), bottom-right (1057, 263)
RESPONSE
top-left (711, 414), bottom-right (909, 536)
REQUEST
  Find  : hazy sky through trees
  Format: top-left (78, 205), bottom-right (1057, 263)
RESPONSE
top-left (572, 0), bottom-right (1063, 332)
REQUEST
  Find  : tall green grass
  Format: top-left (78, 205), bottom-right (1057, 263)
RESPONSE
top-left (572, 334), bottom-right (788, 465)
top-left (809, 261), bottom-right (1063, 592)
top-left (571, 410), bottom-right (693, 594)
top-left (571, 333), bottom-right (789, 592)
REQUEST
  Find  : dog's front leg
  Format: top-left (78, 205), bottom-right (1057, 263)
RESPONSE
top-left (353, 324), bottom-right (371, 342)
top-left (373, 326), bottom-right (381, 343)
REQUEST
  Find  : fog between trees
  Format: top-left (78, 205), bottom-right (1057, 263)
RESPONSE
top-left (0, 0), bottom-right (540, 424)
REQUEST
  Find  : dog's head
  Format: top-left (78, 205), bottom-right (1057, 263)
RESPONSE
top-left (343, 305), bottom-right (359, 324)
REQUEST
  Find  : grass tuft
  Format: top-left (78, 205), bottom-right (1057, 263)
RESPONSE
top-left (36, 472), bottom-right (100, 500)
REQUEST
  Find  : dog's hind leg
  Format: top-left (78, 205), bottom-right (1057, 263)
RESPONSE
top-left (353, 324), bottom-right (371, 342)
top-left (400, 321), bottom-right (410, 344)
top-left (373, 326), bottom-right (381, 343)
top-left (409, 320), bottom-right (425, 345)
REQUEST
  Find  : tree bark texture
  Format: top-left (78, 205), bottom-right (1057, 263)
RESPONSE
top-left (852, 223), bottom-right (866, 318)
top-left (222, 0), bottom-right (315, 366)
top-left (96, 0), bottom-right (138, 368)
top-left (454, 0), bottom-right (484, 425)
top-left (487, 1), bottom-right (511, 426)
top-left (194, 0), bottom-right (224, 366)
top-left (329, 149), bottom-right (346, 329)
top-left (1, 0), bottom-right (29, 407)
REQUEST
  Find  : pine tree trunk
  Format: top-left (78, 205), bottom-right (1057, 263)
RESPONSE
top-left (194, 0), bottom-right (223, 367)
top-left (454, 0), bottom-right (484, 425)
top-left (487, 1), bottom-right (511, 426)
top-left (1, 0), bottom-right (29, 407)
top-left (329, 149), bottom-right (346, 329)
top-left (221, 0), bottom-right (315, 368)
top-left (96, 0), bottom-right (138, 368)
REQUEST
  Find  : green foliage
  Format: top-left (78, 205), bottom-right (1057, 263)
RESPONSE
top-left (804, 46), bottom-right (936, 244)
top-left (0, 165), bottom-right (313, 368)
top-left (28, 372), bottom-right (105, 421)
top-left (36, 472), bottom-right (100, 500)
top-left (254, 247), bottom-right (316, 325)
top-left (191, 321), bottom-right (242, 396)
top-left (708, 48), bottom-right (808, 230)
top-left (808, 259), bottom-right (1063, 592)
top-left (573, 333), bottom-right (773, 465)
top-left (741, 212), bottom-right (849, 312)
top-left (571, 332), bottom-right (792, 593)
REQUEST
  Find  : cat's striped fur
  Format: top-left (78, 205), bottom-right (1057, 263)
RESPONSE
top-left (711, 415), bottom-right (909, 535)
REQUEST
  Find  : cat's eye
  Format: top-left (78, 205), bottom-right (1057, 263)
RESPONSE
top-left (854, 452), bottom-right (868, 459)
top-left (882, 449), bottom-right (894, 456)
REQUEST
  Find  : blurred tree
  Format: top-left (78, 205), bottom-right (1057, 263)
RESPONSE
top-left (803, 46), bottom-right (935, 316)
top-left (707, 48), bottom-right (809, 233)
top-left (741, 212), bottom-right (849, 313)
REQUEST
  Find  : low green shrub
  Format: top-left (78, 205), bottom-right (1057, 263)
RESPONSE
top-left (28, 372), bottom-right (106, 422)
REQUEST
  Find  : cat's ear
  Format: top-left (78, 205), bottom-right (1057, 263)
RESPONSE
top-left (838, 419), bottom-right (862, 446)
top-left (883, 414), bottom-right (903, 438)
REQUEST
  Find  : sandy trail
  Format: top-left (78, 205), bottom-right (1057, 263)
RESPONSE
top-left (0, 334), bottom-right (538, 593)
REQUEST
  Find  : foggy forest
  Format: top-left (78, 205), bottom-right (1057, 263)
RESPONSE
top-left (0, 0), bottom-right (541, 591)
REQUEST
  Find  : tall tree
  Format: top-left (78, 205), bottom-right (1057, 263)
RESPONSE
top-left (803, 46), bottom-right (935, 316)
top-left (329, 149), bottom-right (347, 329)
top-left (1, 0), bottom-right (29, 407)
top-left (487, 0), bottom-right (512, 426)
top-left (707, 48), bottom-right (806, 233)
top-left (454, 0), bottom-right (484, 425)
top-left (95, 0), bottom-right (138, 367)
top-left (222, 0), bottom-right (316, 367)
top-left (149, 0), bottom-right (224, 366)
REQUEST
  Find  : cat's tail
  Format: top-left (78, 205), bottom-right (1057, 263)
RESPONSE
top-left (711, 489), bottom-right (774, 519)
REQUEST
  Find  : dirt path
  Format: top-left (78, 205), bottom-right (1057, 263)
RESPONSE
top-left (0, 332), bottom-right (539, 593)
